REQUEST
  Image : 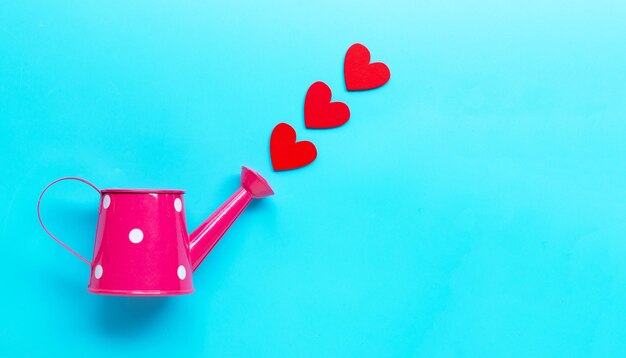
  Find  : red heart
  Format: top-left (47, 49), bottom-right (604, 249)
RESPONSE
top-left (344, 43), bottom-right (390, 91)
top-left (304, 81), bottom-right (351, 129)
top-left (270, 123), bottom-right (318, 171)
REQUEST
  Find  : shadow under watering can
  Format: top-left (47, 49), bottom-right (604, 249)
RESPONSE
top-left (38, 166), bottom-right (274, 296)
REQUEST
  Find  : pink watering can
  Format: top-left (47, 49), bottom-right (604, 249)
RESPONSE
top-left (37, 166), bottom-right (274, 296)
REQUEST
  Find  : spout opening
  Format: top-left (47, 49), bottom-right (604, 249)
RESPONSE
top-left (241, 166), bottom-right (274, 198)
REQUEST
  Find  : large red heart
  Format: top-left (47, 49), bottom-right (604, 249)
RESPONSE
top-left (270, 123), bottom-right (317, 171)
top-left (304, 81), bottom-right (351, 129)
top-left (344, 43), bottom-right (390, 91)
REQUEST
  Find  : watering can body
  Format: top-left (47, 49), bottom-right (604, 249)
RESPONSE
top-left (38, 166), bottom-right (274, 296)
top-left (90, 189), bottom-right (193, 295)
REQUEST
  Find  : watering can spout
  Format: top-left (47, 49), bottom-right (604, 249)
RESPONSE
top-left (188, 166), bottom-right (274, 271)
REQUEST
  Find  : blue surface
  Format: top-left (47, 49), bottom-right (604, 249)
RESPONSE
top-left (2, 0), bottom-right (626, 356)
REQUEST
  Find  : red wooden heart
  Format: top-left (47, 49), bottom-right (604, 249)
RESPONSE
top-left (304, 81), bottom-right (351, 129)
top-left (270, 123), bottom-right (317, 171)
top-left (344, 43), bottom-right (390, 91)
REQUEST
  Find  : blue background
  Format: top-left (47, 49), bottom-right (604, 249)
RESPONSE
top-left (2, 0), bottom-right (626, 356)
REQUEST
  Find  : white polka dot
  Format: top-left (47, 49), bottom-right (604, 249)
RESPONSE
top-left (174, 198), bottom-right (182, 212)
top-left (129, 228), bottom-right (144, 243)
top-left (103, 195), bottom-right (111, 209)
top-left (177, 265), bottom-right (186, 280)
top-left (94, 264), bottom-right (103, 279)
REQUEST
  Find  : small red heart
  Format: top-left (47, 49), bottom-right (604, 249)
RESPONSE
top-left (270, 123), bottom-right (318, 171)
top-left (304, 81), bottom-right (351, 129)
top-left (344, 43), bottom-right (390, 91)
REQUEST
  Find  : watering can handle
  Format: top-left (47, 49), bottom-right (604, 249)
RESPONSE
top-left (37, 177), bottom-right (101, 266)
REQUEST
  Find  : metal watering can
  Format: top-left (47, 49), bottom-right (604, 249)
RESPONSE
top-left (37, 166), bottom-right (274, 296)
